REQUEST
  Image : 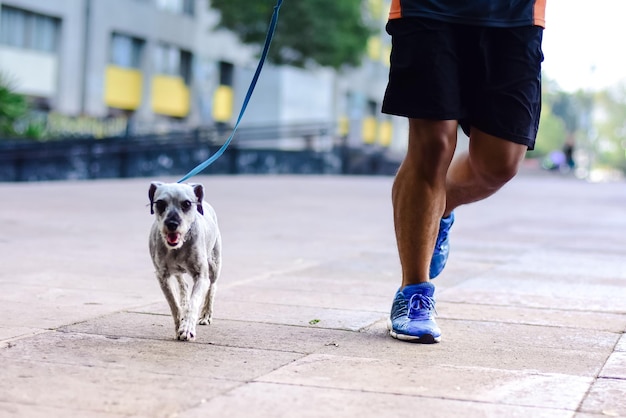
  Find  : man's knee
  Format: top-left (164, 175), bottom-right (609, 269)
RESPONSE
top-left (405, 119), bottom-right (457, 177)
top-left (470, 146), bottom-right (525, 189)
top-left (475, 156), bottom-right (521, 188)
top-left (468, 129), bottom-right (528, 189)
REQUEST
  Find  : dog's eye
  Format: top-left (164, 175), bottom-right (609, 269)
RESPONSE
top-left (155, 200), bottom-right (167, 214)
top-left (181, 200), bottom-right (192, 211)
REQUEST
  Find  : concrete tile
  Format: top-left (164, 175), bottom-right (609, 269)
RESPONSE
top-left (0, 359), bottom-right (238, 417)
top-left (0, 293), bottom-right (154, 330)
top-left (451, 240), bottom-right (537, 265)
top-left (0, 331), bottom-right (302, 381)
top-left (580, 378), bottom-right (626, 417)
top-left (574, 414), bottom-right (613, 418)
top-left (218, 285), bottom-right (391, 313)
top-left (133, 299), bottom-right (385, 332)
top-left (179, 382), bottom-right (573, 418)
top-left (600, 352), bottom-right (626, 379)
top-left (0, 326), bottom-right (45, 342)
top-left (435, 258), bottom-right (502, 288)
top-left (502, 249), bottom-right (626, 281)
top-left (257, 354), bottom-right (592, 410)
top-left (278, 254), bottom-right (401, 282)
top-left (437, 302), bottom-right (626, 333)
top-left (0, 270), bottom-right (160, 297)
top-left (322, 319), bottom-right (613, 376)
top-left (0, 401), bottom-right (127, 418)
top-left (254, 268), bottom-right (398, 297)
top-left (60, 311), bottom-right (359, 354)
top-left (616, 333), bottom-right (626, 352)
top-left (439, 270), bottom-right (626, 313)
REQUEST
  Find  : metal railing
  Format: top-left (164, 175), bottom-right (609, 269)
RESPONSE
top-left (0, 122), bottom-right (398, 181)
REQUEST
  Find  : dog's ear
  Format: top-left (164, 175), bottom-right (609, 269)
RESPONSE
top-left (190, 183), bottom-right (204, 215)
top-left (148, 182), bottom-right (162, 214)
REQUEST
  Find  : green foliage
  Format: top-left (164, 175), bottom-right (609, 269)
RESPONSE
top-left (22, 121), bottom-right (47, 139)
top-left (593, 85), bottom-right (626, 172)
top-left (0, 73), bottom-right (46, 139)
top-left (209, 0), bottom-right (372, 69)
top-left (550, 92), bottom-right (579, 133)
top-left (531, 102), bottom-right (567, 158)
top-left (0, 74), bottom-right (28, 137)
top-left (534, 74), bottom-right (626, 174)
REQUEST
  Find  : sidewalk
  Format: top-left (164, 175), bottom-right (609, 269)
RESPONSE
top-left (1, 173), bottom-right (625, 417)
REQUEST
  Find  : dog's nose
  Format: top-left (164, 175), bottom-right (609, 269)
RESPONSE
top-left (165, 219), bottom-right (179, 231)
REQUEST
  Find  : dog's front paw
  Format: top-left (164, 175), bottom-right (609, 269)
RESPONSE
top-left (198, 315), bottom-right (212, 325)
top-left (177, 318), bottom-right (196, 341)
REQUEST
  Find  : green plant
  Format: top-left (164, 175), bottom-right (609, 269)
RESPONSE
top-left (0, 74), bottom-right (28, 137)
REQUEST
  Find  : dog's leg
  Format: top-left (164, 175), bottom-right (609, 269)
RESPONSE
top-left (158, 275), bottom-right (182, 336)
top-left (199, 282), bottom-right (217, 325)
top-left (178, 273), bottom-right (209, 341)
top-left (199, 248), bottom-right (221, 325)
top-left (175, 274), bottom-right (189, 313)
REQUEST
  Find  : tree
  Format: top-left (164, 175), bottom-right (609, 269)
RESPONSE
top-left (594, 85), bottom-right (626, 172)
top-left (208, 0), bottom-right (372, 69)
top-left (0, 73), bottom-right (46, 139)
top-left (0, 74), bottom-right (28, 137)
top-left (532, 102), bottom-right (567, 158)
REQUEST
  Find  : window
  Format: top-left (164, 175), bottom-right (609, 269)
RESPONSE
top-left (0, 6), bottom-right (60, 53)
top-left (156, 0), bottom-right (194, 16)
top-left (219, 61), bottom-right (234, 86)
top-left (110, 33), bottom-right (144, 68)
top-left (154, 43), bottom-right (192, 84)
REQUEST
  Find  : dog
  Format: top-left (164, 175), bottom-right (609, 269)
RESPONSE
top-left (148, 182), bottom-right (221, 341)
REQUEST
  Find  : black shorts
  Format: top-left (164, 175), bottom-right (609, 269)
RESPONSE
top-left (382, 18), bottom-right (544, 149)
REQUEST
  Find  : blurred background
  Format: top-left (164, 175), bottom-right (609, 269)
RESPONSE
top-left (0, 0), bottom-right (624, 182)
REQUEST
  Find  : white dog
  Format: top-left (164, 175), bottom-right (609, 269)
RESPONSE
top-left (148, 182), bottom-right (221, 341)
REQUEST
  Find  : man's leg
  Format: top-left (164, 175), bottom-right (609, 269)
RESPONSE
top-left (392, 118), bottom-right (458, 287)
top-left (444, 127), bottom-right (528, 216)
top-left (388, 118), bottom-right (456, 342)
top-left (388, 122), bottom-right (528, 342)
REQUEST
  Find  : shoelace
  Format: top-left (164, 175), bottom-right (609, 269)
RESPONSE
top-left (408, 293), bottom-right (437, 318)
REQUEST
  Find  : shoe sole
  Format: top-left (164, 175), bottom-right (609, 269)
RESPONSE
top-left (386, 319), bottom-right (441, 344)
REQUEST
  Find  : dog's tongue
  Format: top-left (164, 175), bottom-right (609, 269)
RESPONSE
top-left (167, 233), bottom-right (181, 245)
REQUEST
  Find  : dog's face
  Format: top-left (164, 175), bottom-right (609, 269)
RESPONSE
top-left (149, 182), bottom-right (204, 249)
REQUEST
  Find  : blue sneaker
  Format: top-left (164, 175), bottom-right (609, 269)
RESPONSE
top-left (429, 212), bottom-right (455, 279)
top-left (387, 282), bottom-right (441, 343)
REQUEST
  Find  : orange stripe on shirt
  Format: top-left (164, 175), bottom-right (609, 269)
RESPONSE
top-left (389, 0), bottom-right (402, 19)
top-left (534, 0), bottom-right (546, 27)
top-left (388, 0), bottom-right (547, 26)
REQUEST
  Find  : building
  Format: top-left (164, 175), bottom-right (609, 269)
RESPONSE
top-left (0, 0), bottom-right (405, 150)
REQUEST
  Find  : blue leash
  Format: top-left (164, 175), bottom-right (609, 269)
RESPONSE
top-left (178, 0), bottom-right (283, 183)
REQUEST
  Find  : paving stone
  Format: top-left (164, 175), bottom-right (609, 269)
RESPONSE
top-left (439, 270), bottom-right (626, 313)
top-left (615, 333), bottom-right (626, 351)
top-left (0, 326), bottom-right (44, 342)
top-left (0, 293), bottom-right (156, 330)
top-left (600, 352), bottom-right (626, 379)
top-left (132, 299), bottom-right (385, 332)
top-left (257, 354), bottom-right (592, 410)
top-left (178, 382), bottom-right (573, 418)
top-left (437, 302), bottom-right (626, 333)
top-left (60, 312), bottom-right (359, 354)
top-left (0, 359), bottom-right (239, 417)
top-left (0, 401), bottom-right (127, 418)
top-left (324, 319), bottom-right (614, 376)
top-left (580, 378), bottom-right (626, 417)
top-left (218, 284), bottom-right (392, 313)
top-left (0, 331), bottom-right (302, 381)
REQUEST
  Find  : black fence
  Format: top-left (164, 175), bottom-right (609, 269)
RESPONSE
top-left (0, 123), bottom-right (400, 182)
